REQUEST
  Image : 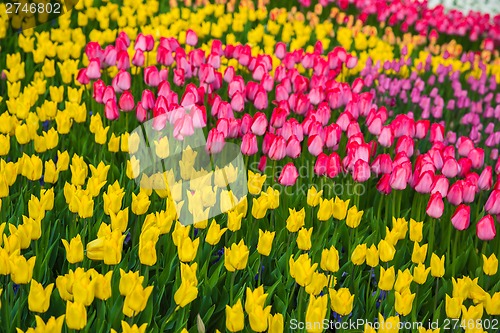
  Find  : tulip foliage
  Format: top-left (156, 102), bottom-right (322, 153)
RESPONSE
top-left (0, 0), bottom-right (500, 332)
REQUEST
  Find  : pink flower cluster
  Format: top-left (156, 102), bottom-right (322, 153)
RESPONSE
top-left (79, 30), bottom-right (499, 240)
top-left (300, 0), bottom-right (500, 45)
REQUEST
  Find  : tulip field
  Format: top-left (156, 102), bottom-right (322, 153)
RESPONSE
top-left (1, 0), bottom-right (500, 332)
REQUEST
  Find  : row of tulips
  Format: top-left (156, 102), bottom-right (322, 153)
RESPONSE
top-left (0, 0), bottom-right (499, 332)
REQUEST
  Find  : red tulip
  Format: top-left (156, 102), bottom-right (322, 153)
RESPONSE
top-left (93, 79), bottom-right (106, 103)
top-left (314, 153), bottom-right (328, 176)
top-left (327, 153), bottom-right (341, 178)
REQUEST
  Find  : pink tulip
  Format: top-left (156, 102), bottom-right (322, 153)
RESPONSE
top-left (85, 41), bottom-right (103, 61)
top-left (206, 128), bottom-right (225, 154)
top-left (378, 126), bottom-right (394, 147)
top-left (173, 114), bottom-right (195, 140)
top-left (477, 165), bottom-right (493, 191)
top-left (377, 174), bottom-right (392, 195)
top-left (430, 123), bottom-right (444, 143)
top-left (76, 68), bottom-right (90, 85)
top-left (286, 135), bottom-right (301, 159)
top-left (371, 154), bottom-right (393, 175)
top-left (144, 66), bottom-right (160, 87)
top-left (254, 89), bottom-right (268, 111)
top-left (275, 42), bottom-right (287, 59)
top-left (468, 148), bottom-right (484, 169)
top-left (186, 29), bottom-right (198, 46)
top-left (135, 33), bottom-right (154, 51)
top-left (86, 58), bottom-right (101, 80)
top-left (93, 79), bottom-right (106, 103)
top-left (102, 86), bottom-right (116, 104)
top-left (268, 136), bottom-right (287, 161)
top-left (447, 181), bottom-right (464, 206)
top-left (426, 192), bottom-right (444, 219)
top-left (173, 68), bottom-right (185, 86)
top-left (241, 133), bottom-right (258, 156)
top-left (414, 170), bottom-right (434, 194)
top-left (327, 153), bottom-right (341, 178)
top-left (451, 204), bottom-right (470, 230)
top-left (314, 153), bottom-right (328, 176)
top-left (136, 102), bottom-right (147, 122)
top-left (132, 49), bottom-right (145, 67)
top-left (430, 175), bottom-right (449, 198)
top-left (113, 70), bottom-right (131, 93)
top-left (389, 165), bottom-right (409, 190)
top-left (140, 89), bottom-right (155, 110)
top-left (231, 91), bottom-right (245, 112)
top-left (485, 190), bottom-right (500, 215)
top-left (476, 215), bottom-right (496, 241)
top-left (441, 156), bottom-right (459, 178)
top-left (353, 159), bottom-right (370, 182)
top-left (116, 50), bottom-right (130, 70)
top-left (457, 136), bottom-right (474, 156)
top-left (118, 91), bottom-right (135, 112)
top-left (251, 112), bottom-right (268, 136)
top-left (105, 99), bottom-right (119, 120)
top-left (278, 163), bottom-right (299, 186)
top-left (258, 155), bottom-right (267, 173)
top-left (304, 133), bottom-right (323, 157)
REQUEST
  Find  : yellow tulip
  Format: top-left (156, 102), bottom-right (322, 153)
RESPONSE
top-left (286, 208), bottom-right (306, 232)
top-left (267, 313), bottom-right (284, 333)
top-left (252, 196), bottom-right (269, 219)
top-left (119, 269), bottom-right (144, 296)
top-left (307, 186), bottom-right (323, 207)
top-left (305, 272), bottom-right (328, 296)
top-left (409, 219), bottom-right (423, 242)
top-left (132, 191), bottom-right (151, 215)
top-left (332, 197), bottom-right (349, 220)
top-left (248, 304), bottom-right (272, 332)
top-left (15, 123), bottom-right (31, 145)
top-left (430, 253), bottom-right (445, 278)
top-left (228, 209), bottom-right (244, 231)
top-left (329, 288), bottom-right (354, 316)
top-left (33, 315), bottom-right (65, 333)
top-left (394, 269), bottom-right (413, 293)
top-left (62, 235), bottom-right (84, 264)
top-left (378, 266), bottom-right (395, 291)
top-left (378, 314), bottom-right (400, 333)
top-left (395, 289), bottom-right (415, 316)
top-left (305, 295), bottom-right (328, 333)
top-left (378, 239), bottom-right (396, 262)
top-left (297, 227), bottom-right (313, 251)
top-left (346, 206), bottom-right (364, 228)
top-left (94, 271), bottom-right (113, 301)
top-left (9, 255), bottom-right (36, 284)
top-left (413, 264), bottom-right (431, 285)
top-left (123, 285), bottom-right (153, 317)
top-left (482, 254), bottom-right (498, 276)
top-left (108, 133), bottom-right (120, 152)
top-left (174, 281), bottom-right (198, 308)
top-left (65, 301), bottom-right (87, 330)
top-left (28, 280), bottom-right (54, 313)
top-left (485, 292), bottom-right (500, 315)
top-left (445, 294), bottom-right (462, 318)
top-left (320, 245), bottom-right (339, 273)
top-left (248, 170), bottom-right (266, 195)
top-left (0, 135), bottom-right (10, 156)
top-left (411, 242), bottom-right (428, 264)
top-left (118, 321), bottom-right (148, 333)
top-left (391, 217), bottom-right (408, 240)
top-left (351, 244), bottom-right (367, 265)
top-left (257, 229), bottom-right (275, 256)
top-left (177, 236), bottom-right (199, 263)
top-left (366, 244), bottom-right (379, 268)
top-left (317, 197), bottom-right (333, 221)
top-left (224, 240), bottom-right (249, 272)
top-left (226, 299), bottom-right (244, 332)
top-left (206, 219), bottom-right (227, 245)
top-left (289, 254), bottom-right (318, 287)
